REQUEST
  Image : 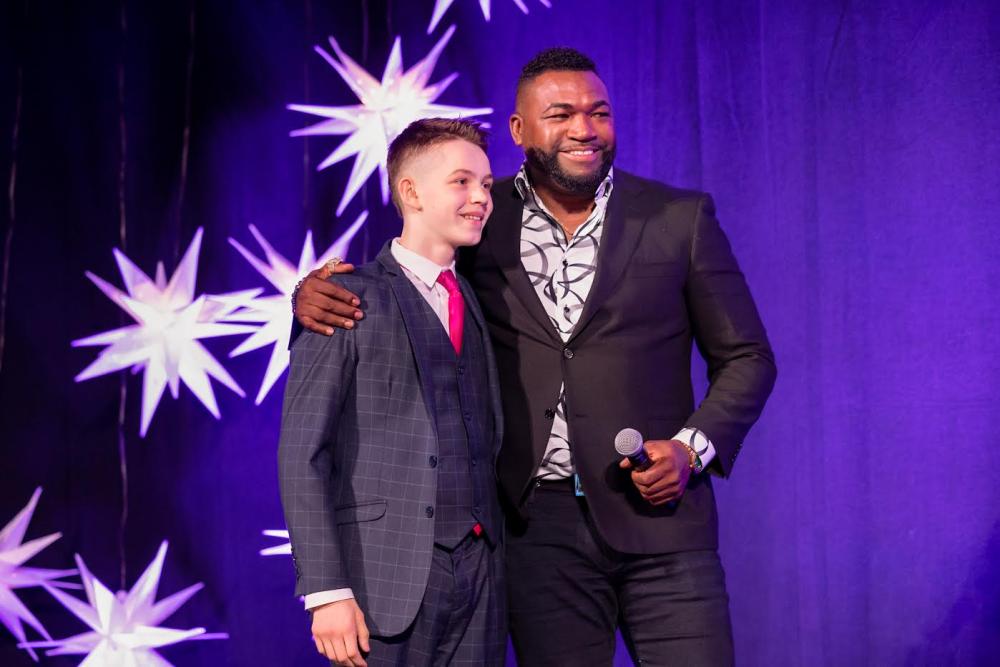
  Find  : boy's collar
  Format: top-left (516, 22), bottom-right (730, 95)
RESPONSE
top-left (390, 238), bottom-right (456, 289)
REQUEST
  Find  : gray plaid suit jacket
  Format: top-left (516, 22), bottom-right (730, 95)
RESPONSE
top-left (278, 241), bottom-right (504, 637)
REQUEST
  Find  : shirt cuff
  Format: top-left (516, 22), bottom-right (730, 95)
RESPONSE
top-left (304, 588), bottom-right (355, 610)
top-left (673, 427), bottom-right (716, 471)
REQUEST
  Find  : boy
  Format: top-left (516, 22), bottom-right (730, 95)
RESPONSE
top-left (278, 118), bottom-right (504, 667)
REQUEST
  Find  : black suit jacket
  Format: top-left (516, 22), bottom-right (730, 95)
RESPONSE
top-left (458, 169), bottom-right (776, 554)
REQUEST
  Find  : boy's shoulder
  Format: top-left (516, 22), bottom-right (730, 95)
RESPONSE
top-left (325, 260), bottom-right (399, 321)
top-left (325, 260), bottom-right (388, 293)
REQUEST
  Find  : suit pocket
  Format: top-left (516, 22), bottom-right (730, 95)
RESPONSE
top-left (334, 499), bottom-right (387, 525)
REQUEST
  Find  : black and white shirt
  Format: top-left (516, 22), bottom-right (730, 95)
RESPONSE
top-left (515, 165), bottom-right (716, 480)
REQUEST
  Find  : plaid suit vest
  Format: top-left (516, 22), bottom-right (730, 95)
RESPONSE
top-left (408, 293), bottom-right (494, 548)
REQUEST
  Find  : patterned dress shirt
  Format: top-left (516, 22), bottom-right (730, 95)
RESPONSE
top-left (514, 165), bottom-right (716, 481)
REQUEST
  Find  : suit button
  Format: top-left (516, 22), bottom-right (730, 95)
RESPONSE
top-left (464, 412), bottom-right (472, 421)
top-left (429, 456), bottom-right (438, 468)
top-left (457, 365), bottom-right (465, 375)
top-left (471, 458), bottom-right (478, 467)
top-left (426, 506), bottom-right (434, 518)
top-left (563, 347), bottom-right (574, 359)
top-left (544, 408), bottom-right (555, 420)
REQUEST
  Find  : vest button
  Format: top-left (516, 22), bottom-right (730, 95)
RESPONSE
top-left (471, 458), bottom-right (478, 467)
top-left (425, 506), bottom-right (434, 518)
top-left (563, 347), bottom-right (574, 359)
top-left (457, 365), bottom-right (465, 374)
top-left (429, 456), bottom-right (438, 468)
top-left (544, 408), bottom-right (555, 420)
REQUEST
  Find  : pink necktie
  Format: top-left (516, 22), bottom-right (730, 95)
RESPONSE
top-left (436, 270), bottom-right (464, 355)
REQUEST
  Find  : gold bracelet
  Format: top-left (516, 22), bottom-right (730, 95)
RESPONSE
top-left (680, 442), bottom-right (704, 473)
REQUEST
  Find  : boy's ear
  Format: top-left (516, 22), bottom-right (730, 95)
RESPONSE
top-left (398, 175), bottom-right (421, 212)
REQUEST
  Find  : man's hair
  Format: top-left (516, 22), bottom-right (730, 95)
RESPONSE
top-left (516, 47), bottom-right (598, 99)
top-left (387, 118), bottom-right (488, 215)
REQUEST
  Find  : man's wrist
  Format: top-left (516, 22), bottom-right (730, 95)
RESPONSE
top-left (291, 276), bottom-right (306, 314)
top-left (677, 440), bottom-right (704, 473)
top-left (672, 427), bottom-right (716, 471)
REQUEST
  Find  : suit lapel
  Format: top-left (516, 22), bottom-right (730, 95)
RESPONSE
top-left (458, 275), bottom-right (485, 337)
top-left (569, 173), bottom-right (648, 343)
top-left (459, 275), bottom-right (504, 451)
top-left (377, 245), bottom-right (440, 435)
top-left (484, 182), bottom-right (561, 345)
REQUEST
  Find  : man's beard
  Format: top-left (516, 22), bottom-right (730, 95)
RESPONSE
top-left (525, 144), bottom-right (615, 196)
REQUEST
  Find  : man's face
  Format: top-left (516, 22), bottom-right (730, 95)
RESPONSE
top-left (406, 139), bottom-right (494, 249)
top-left (510, 70), bottom-right (616, 196)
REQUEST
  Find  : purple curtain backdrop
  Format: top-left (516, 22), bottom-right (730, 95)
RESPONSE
top-left (1, 1), bottom-right (998, 665)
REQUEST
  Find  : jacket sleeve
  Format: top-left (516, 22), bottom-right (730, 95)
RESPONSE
top-left (278, 327), bottom-right (358, 596)
top-left (683, 195), bottom-right (777, 477)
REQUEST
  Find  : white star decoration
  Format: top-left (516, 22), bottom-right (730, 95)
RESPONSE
top-left (259, 530), bottom-right (291, 557)
top-left (73, 229), bottom-right (261, 436)
top-left (0, 488), bottom-right (78, 662)
top-left (427, 0), bottom-right (552, 34)
top-left (21, 541), bottom-right (227, 665)
top-left (288, 25), bottom-right (492, 216)
top-left (224, 211), bottom-right (368, 404)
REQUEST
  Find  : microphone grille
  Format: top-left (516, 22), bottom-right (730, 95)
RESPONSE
top-left (614, 428), bottom-right (644, 457)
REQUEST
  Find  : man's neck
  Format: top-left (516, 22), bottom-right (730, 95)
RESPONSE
top-left (526, 167), bottom-right (597, 239)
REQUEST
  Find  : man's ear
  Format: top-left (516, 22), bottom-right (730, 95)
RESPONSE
top-left (509, 113), bottom-right (524, 146)
top-left (398, 175), bottom-right (421, 212)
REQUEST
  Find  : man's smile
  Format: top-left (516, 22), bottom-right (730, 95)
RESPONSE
top-left (560, 146), bottom-right (603, 163)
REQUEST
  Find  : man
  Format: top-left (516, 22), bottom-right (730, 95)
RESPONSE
top-left (294, 48), bottom-right (776, 666)
top-left (279, 118), bottom-right (505, 666)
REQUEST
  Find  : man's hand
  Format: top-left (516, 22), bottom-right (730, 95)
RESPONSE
top-left (311, 598), bottom-right (371, 666)
top-left (619, 439), bottom-right (692, 506)
top-left (294, 263), bottom-right (363, 336)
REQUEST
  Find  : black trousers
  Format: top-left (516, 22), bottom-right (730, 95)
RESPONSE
top-left (363, 534), bottom-right (506, 667)
top-left (506, 481), bottom-right (734, 667)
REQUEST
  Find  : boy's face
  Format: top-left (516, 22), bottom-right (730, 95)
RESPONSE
top-left (406, 139), bottom-right (494, 249)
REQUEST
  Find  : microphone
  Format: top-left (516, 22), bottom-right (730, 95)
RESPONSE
top-left (615, 428), bottom-right (651, 469)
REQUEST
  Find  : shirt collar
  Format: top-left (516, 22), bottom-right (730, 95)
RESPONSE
top-left (390, 238), bottom-right (456, 290)
top-left (514, 163), bottom-right (615, 205)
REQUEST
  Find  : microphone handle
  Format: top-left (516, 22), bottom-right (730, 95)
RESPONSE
top-left (628, 447), bottom-right (652, 470)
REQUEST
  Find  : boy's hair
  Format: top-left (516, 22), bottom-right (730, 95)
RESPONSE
top-left (516, 47), bottom-right (598, 100)
top-left (387, 118), bottom-right (489, 215)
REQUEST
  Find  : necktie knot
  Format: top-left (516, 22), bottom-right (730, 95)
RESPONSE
top-left (436, 269), bottom-right (461, 295)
